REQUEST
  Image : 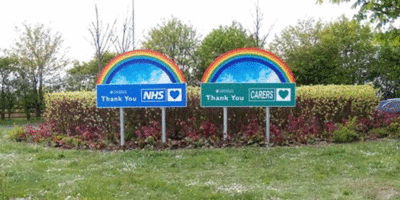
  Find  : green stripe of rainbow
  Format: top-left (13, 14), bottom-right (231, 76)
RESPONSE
top-left (96, 50), bottom-right (186, 84)
top-left (201, 48), bottom-right (295, 83)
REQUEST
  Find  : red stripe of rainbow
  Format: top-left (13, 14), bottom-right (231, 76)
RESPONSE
top-left (201, 48), bottom-right (295, 83)
top-left (96, 50), bottom-right (186, 84)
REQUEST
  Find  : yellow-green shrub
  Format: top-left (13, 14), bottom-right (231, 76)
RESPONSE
top-left (295, 84), bottom-right (380, 122)
top-left (333, 117), bottom-right (359, 143)
top-left (8, 126), bottom-right (25, 141)
top-left (43, 84), bottom-right (380, 143)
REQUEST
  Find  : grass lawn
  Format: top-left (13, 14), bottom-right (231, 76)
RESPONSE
top-left (0, 118), bottom-right (44, 128)
top-left (1, 126), bottom-right (400, 200)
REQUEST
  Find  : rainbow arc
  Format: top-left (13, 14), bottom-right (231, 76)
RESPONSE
top-left (201, 48), bottom-right (295, 83)
top-left (97, 50), bottom-right (186, 84)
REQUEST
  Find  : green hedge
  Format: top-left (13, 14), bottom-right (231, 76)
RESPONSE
top-left (43, 84), bottom-right (380, 142)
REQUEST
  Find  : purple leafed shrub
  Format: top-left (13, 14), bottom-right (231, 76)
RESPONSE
top-left (354, 110), bottom-right (400, 134)
top-left (201, 121), bottom-right (220, 139)
top-left (177, 117), bottom-right (201, 141)
top-left (24, 121), bottom-right (58, 142)
top-left (135, 121), bottom-right (161, 141)
top-left (73, 124), bottom-right (103, 141)
top-left (240, 117), bottom-right (262, 138)
top-left (324, 121), bottom-right (338, 136)
top-left (270, 124), bottom-right (285, 145)
top-left (282, 115), bottom-right (322, 144)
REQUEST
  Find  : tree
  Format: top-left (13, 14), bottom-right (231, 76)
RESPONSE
top-left (269, 18), bottom-right (325, 85)
top-left (142, 17), bottom-right (200, 85)
top-left (111, 10), bottom-right (134, 54)
top-left (317, 0), bottom-right (400, 45)
top-left (0, 56), bottom-right (18, 120)
top-left (269, 17), bottom-right (376, 85)
top-left (88, 4), bottom-right (116, 74)
top-left (249, 0), bottom-right (275, 49)
top-left (319, 16), bottom-right (377, 84)
top-left (195, 21), bottom-right (255, 81)
top-left (10, 23), bottom-right (68, 118)
top-left (66, 52), bottom-right (116, 91)
top-left (367, 44), bottom-right (400, 99)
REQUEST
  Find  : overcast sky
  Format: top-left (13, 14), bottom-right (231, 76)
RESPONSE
top-left (0, 0), bottom-right (358, 65)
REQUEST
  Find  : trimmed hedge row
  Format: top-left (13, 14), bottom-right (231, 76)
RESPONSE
top-left (42, 84), bottom-right (381, 145)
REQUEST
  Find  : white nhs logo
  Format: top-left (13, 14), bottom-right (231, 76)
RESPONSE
top-left (141, 89), bottom-right (166, 102)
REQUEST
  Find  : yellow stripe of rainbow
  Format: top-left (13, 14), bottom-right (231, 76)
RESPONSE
top-left (201, 48), bottom-right (295, 83)
top-left (96, 50), bottom-right (186, 84)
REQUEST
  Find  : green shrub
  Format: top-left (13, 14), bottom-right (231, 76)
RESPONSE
top-left (368, 127), bottom-right (389, 138)
top-left (387, 117), bottom-right (400, 138)
top-left (8, 126), bottom-right (26, 142)
top-left (333, 117), bottom-right (359, 143)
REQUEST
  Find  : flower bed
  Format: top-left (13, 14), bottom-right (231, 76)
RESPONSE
top-left (8, 84), bottom-right (395, 150)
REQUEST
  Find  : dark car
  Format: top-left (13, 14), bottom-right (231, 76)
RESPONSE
top-left (377, 98), bottom-right (400, 114)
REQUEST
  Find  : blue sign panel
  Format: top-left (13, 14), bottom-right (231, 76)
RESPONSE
top-left (97, 84), bottom-right (186, 108)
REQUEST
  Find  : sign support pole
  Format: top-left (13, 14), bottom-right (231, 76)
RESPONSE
top-left (266, 107), bottom-right (270, 146)
top-left (223, 107), bottom-right (228, 140)
top-left (120, 107), bottom-right (125, 146)
top-left (161, 107), bottom-right (166, 143)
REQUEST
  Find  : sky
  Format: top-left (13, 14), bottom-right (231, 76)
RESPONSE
top-left (0, 0), bottom-right (358, 67)
top-left (215, 62), bottom-right (281, 83)
top-left (110, 64), bottom-right (172, 84)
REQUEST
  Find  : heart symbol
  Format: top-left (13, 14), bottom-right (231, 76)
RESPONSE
top-left (170, 90), bottom-right (180, 99)
top-left (279, 90), bottom-right (289, 99)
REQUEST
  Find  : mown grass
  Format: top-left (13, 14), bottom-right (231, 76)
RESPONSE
top-left (0, 118), bottom-right (44, 128)
top-left (1, 126), bottom-right (400, 200)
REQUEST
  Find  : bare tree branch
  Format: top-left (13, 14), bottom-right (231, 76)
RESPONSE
top-left (88, 4), bottom-right (116, 73)
top-left (251, 0), bottom-right (276, 48)
top-left (111, 11), bottom-right (133, 54)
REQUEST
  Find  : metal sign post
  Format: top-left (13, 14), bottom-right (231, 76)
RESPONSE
top-left (120, 107), bottom-right (125, 146)
top-left (266, 107), bottom-right (270, 146)
top-left (95, 50), bottom-right (188, 147)
top-left (223, 107), bottom-right (228, 140)
top-left (161, 107), bottom-right (166, 143)
top-left (97, 84), bottom-right (187, 145)
top-left (201, 83), bottom-right (295, 145)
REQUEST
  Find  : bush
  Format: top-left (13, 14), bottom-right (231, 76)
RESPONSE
top-left (387, 117), bottom-right (400, 138)
top-left (24, 121), bottom-right (58, 142)
top-left (368, 127), bottom-right (389, 138)
top-left (333, 117), bottom-right (359, 143)
top-left (8, 126), bottom-right (26, 142)
top-left (22, 84), bottom-right (396, 150)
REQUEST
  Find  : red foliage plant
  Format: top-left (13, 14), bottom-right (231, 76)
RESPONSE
top-left (179, 117), bottom-right (200, 141)
top-left (284, 115), bottom-right (321, 144)
top-left (270, 124), bottom-right (284, 145)
top-left (24, 121), bottom-right (58, 142)
top-left (135, 121), bottom-right (161, 140)
top-left (324, 121), bottom-right (338, 135)
top-left (74, 124), bottom-right (103, 141)
top-left (240, 117), bottom-right (261, 138)
top-left (201, 121), bottom-right (219, 139)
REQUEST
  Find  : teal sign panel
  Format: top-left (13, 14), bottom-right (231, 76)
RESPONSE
top-left (201, 83), bottom-right (295, 107)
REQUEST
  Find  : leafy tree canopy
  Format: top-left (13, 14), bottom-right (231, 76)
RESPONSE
top-left (269, 16), bottom-right (376, 85)
top-left (195, 21), bottom-right (255, 81)
top-left (142, 17), bottom-right (200, 84)
top-left (317, 0), bottom-right (400, 45)
top-left (66, 52), bottom-right (116, 91)
top-left (68, 52), bottom-right (116, 76)
top-left (367, 44), bottom-right (400, 99)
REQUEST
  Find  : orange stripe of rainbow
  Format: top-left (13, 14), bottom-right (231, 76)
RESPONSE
top-left (96, 50), bottom-right (186, 84)
top-left (201, 48), bottom-right (295, 83)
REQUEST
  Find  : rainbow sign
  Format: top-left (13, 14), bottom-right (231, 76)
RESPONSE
top-left (97, 50), bottom-right (186, 84)
top-left (96, 50), bottom-right (187, 108)
top-left (200, 48), bottom-right (295, 107)
top-left (201, 48), bottom-right (295, 83)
